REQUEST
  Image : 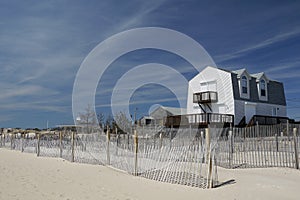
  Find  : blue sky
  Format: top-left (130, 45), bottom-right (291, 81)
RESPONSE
top-left (1, 0), bottom-right (300, 128)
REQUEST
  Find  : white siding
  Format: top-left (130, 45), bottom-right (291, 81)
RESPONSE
top-left (187, 66), bottom-right (234, 115)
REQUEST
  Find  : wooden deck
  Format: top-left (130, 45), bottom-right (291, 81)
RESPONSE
top-left (165, 113), bottom-right (234, 128)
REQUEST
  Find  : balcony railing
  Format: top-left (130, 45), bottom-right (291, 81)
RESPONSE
top-left (193, 91), bottom-right (218, 104)
top-left (165, 113), bottom-right (234, 127)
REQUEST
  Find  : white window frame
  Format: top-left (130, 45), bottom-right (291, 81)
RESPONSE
top-left (239, 74), bottom-right (250, 99)
top-left (258, 78), bottom-right (268, 101)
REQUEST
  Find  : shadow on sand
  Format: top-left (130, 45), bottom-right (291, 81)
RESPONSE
top-left (214, 179), bottom-right (236, 188)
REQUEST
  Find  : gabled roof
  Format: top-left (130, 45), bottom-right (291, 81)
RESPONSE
top-left (251, 72), bottom-right (269, 82)
top-left (150, 106), bottom-right (187, 116)
top-left (160, 106), bottom-right (187, 115)
top-left (230, 70), bottom-right (286, 106)
top-left (232, 68), bottom-right (252, 79)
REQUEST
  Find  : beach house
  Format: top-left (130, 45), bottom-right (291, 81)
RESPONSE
top-left (167, 66), bottom-right (288, 127)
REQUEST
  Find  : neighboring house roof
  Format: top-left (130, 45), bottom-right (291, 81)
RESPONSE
top-left (160, 106), bottom-right (187, 115)
top-left (150, 106), bottom-right (187, 119)
top-left (140, 116), bottom-right (154, 120)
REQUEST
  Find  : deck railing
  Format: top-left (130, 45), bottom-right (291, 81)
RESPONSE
top-left (165, 113), bottom-right (234, 127)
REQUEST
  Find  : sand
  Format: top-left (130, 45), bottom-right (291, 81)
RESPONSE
top-left (0, 148), bottom-right (299, 200)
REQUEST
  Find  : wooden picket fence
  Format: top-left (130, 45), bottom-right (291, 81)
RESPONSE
top-left (216, 124), bottom-right (300, 169)
top-left (1, 123), bottom-right (299, 189)
top-left (0, 127), bottom-right (218, 189)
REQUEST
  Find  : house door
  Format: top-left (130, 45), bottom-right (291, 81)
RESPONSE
top-left (245, 103), bottom-right (256, 123)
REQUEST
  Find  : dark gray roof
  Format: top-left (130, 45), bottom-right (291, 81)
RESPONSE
top-left (231, 73), bottom-right (286, 106)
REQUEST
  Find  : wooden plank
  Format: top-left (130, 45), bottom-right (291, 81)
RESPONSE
top-left (37, 133), bottom-right (40, 157)
top-left (59, 131), bottom-right (63, 158)
top-left (134, 129), bottom-right (138, 176)
top-left (205, 128), bottom-right (213, 188)
top-left (106, 127), bottom-right (110, 165)
top-left (293, 128), bottom-right (299, 169)
top-left (71, 131), bottom-right (75, 162)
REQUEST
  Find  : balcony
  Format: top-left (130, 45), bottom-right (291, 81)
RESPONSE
top-left (193, 91), bottom-right (218, 104)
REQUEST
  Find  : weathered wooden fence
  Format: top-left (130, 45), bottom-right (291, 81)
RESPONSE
top-left (1, 123), bottom-right (299, 189)
top-left (216, 124), bottom-right (300, 169)
top-left (0, 127), bottom-right (218, 189)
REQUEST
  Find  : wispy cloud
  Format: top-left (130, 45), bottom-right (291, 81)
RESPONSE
top-left (215, 28), bottom-right (300, 62)
top-left (0, 85), bottom-right (58, 100)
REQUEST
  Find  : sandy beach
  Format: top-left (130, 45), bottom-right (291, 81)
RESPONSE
top-left (0, 148), bottom-right (299, 200)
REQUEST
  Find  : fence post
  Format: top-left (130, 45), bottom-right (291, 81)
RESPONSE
top-left (2, 134), bottom-right (4, 147)
top-left (293, 128), bottom-right (299, 169)
top-left (10, 133), bottom-right (14, 150)
top-left (106, 126), bottom-right (110, 165)
top-left (134, 129), bottom-right (138, 176)
top-left (59, 131), bottom-right (63, 158)
top-left (21, 133), bottom-right (24, 152)
top-left (2, 134), bottom-right (5, 147)
top-left (228, 130), bottom-right (233, 168)
top-left (115, 127), bottom-right (119, 156)
top-left (37, 133), bottom-right (40, 156)
top-left (200, 130), bottom-right (204, 150)
top-left (71, 131), bottom-right (75, 162)
top-left (159, 132), bottom-right (163, 149)
top-left (169, 125), bottom-right (173, 150)
top-left (206, 128), bottom-right (213, 189)
top-left (275, 134), bottom-right (279, 152)
top-left (287, 120), bottom-right (290, 140)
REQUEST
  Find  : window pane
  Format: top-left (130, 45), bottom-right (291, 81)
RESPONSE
top-left (241, 76), bottom-right (248, 94)
top-left (260, 80), bottom-right (266, 96)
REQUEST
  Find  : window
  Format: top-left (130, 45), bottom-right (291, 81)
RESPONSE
top-left (260, 80), bottom-right (266, 96)
top-left (272, 107), bottom-right (278, 116)
top-left (241, 76), bottom-right (248, 94)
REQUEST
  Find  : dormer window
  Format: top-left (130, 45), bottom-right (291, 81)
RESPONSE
top-left (241, 76), bottom-right (248, 94)
top-left (260, 79), bottom-right (266, 96)
top-left (258, 78), bottom-right (268, 101)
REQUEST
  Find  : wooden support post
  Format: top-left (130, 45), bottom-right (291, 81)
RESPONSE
top-left (21, 133), bottom-right (24, 152)
top-left (106, 126), bottom-right (110, 165)
top-left (127, 132), bottom-right (130, 150)
top-left (287, 120), bottom-right (290, 140)
top-left (159, 132), bottom-right (163, 149)
top-left (293, 128), bottom-right (299, 169)
top-left (228, 130), bottom-right (233, 168)
top-left (71, 131), bottom-right (75, 162)
top-left (275, 134), bottom-right (279, 152)
top-left (10, 133), bottom-right (14, 150)
top-left (205, 128), bottom-right (211, 163)
top-left (115, 127), bottom-right (119, 156)
top-left (37, 133), bottom-right (40, 156)
top-left (205, 128), bottom-right (213, 188)
top-left (3, 134), bottom-right (5, 147)
top-left (134, 129), bottom-right (138, 176)
top-left (200, 130), bottom-right (204, 149)
top-left (169, 125), bottom-right (173, 150)
top-left (59, 131), bottom-right (63, 158)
